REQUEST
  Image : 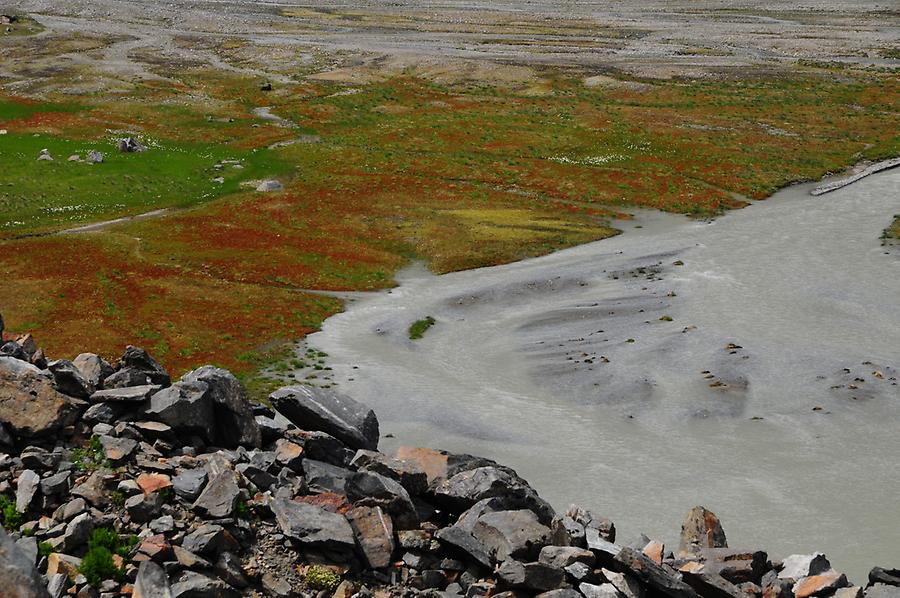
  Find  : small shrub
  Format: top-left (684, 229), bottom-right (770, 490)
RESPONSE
top-left (80, 528), bottom-right (136, 585)
top-left (80, 546), bottom-right (120, 585)
top-left (236, 499), bottom-right (251, 519)
top-left (109, 491), bottom-right (125, 507)
top-left (0, 494), bottom-right (23, 529)
top-left (304, 565), bottom-right (341, 591)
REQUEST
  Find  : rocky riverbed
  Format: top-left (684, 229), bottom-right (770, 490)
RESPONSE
top-left (1, 329), bottom-right (900, 598)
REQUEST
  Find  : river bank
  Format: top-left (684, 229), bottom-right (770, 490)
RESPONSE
top-left (302, 169), bottom-right (900, 582)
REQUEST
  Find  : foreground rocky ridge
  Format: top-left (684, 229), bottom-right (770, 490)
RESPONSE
top-left (0, 328), bottom-right (898, 598)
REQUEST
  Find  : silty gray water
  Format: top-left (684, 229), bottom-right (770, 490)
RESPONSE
top-left (305, 169), bottom-right (900, 581)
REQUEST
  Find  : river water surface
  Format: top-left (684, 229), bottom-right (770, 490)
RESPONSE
top-left (306, 170), bottom-right (900, 581)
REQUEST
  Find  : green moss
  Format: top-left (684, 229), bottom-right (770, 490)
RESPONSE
top-left (304, 565), bottom-right (341, 591)
top-left (409, 316), bottom-right (436, 340)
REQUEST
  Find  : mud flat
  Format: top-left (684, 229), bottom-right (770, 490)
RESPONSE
top-left (306, 170), bottom-right (900, 581)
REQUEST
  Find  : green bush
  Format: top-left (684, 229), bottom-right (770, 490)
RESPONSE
top-left (304, 565), bottom-right (341, 591)
top-left (79, 528), bottom-right (138, 585)
top-left (79, 546), bottom-right (120, 585)
top-left (0, 494), bottom-right (23, 530)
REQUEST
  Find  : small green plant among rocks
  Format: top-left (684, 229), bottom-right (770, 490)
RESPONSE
top-left (37, 541), bottom-right (54, 559)
top-left (79, 528), bottom-right (138, 585)
top-left (73, 436), bottom-right (108, 472)
top-left (304, 565), bottom-right (341, 591)
top-left (408, 316), bottom-right (437, 340)
top-left (0, 494), bottom-right (23, 529)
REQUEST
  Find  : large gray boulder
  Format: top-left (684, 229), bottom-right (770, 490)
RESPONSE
top-left (304, 459), bottom-right (352, 495)
top-left (271, 497), bottom-right (356, 552)
top-left (0, 524), bottom-right (50, 598)
top-left (47, 360), bottom-right (94, 399)
top-left (144, 382), bottom-right (215, 444)
top-left (0, 360), bottom-right (84, 438)
top-left (181, 366), bottom-right (261, 448)
top-left (351, 449), bottom-right (428, 495)
top-left (346, 471), bottom-right (419, 530)
top-left (497, 560), bottom-right (565, 592)
top-left (432, 466), bottom-right (555, 523)
top-left (270, 386), bottom-right (379, 450)
top-left (471, 509), bottom-right (552, 564)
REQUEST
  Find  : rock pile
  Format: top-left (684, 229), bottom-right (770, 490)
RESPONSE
top-left (0, 328), bottom-right (897, 598)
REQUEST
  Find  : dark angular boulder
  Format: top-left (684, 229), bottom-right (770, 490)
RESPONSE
top-left (47, 359), bottom-right (94, 399)
top-left (351, 449), bottom-right (429, 495)
top-left (181, 366), bottom-right (261, 448)
top-left (144, 382), bottom-right (215, 444)
top-left (431, 466), bottom-right (554, 523)
top-left (496, 560), bottom-right (565, 592)
top-left (346, 470), bottom-right (419, 530)
top-left (270, 385), bottom-right (379, 450)
top-left (304, 459), bottom-right (353, 495)
top-left (471, 509), bottom-right (552, 564)
top-left (614, 547), bottom-right (699, 598)
top-left (271, 497), bottom-right (356, 551)
top-left (870, 568), bottom-right (900, 588)
top-left (72, 353), bottom-right (115, 390)
top-left (120, 346), bottom-right (171, 386)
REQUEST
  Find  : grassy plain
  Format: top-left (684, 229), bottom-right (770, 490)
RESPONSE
top-left (0, 34), bottom-right (898, 394)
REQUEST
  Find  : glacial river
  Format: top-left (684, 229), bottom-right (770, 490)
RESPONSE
top-left (306, 170), bottom-right (900, 581)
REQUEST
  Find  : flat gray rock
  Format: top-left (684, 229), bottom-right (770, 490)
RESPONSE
top-left (270, 385), bottom-right (379, 450)
top-left (91, 385), bottom-right (160, 403)
top-left (271, 497), bottom-right (356, 551)
top-left (471, 509), bottom-right (552, 564)
top-left (192, 472), bottom-right (240, 519)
